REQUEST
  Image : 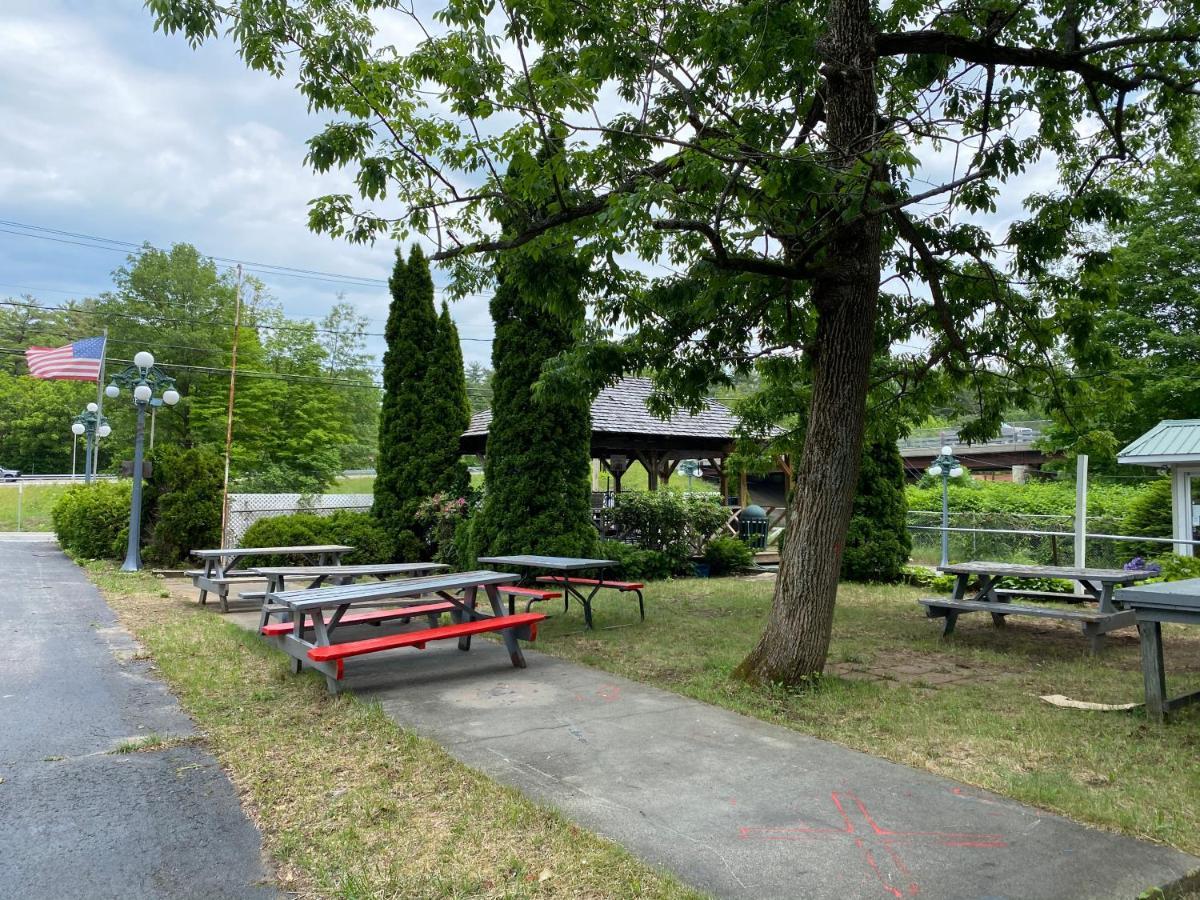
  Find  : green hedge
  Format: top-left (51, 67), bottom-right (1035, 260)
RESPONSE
top-left (703, 535), bottom-right (754, 576)
top-left (51, 482), bottom-right (131, 559)
top-left (142, 445), bottom-right (224, 565)
top-left (240, 511), bottom-right (399, 565)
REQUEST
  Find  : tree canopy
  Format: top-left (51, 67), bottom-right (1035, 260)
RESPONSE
top-left (149, 0), bottom-right (1200, 683)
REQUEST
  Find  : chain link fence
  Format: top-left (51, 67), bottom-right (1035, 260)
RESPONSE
top-left (223, 493), bottom-right (373, 546)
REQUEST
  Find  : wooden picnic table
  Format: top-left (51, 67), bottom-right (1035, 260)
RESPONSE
top-left (1114, 578), bottom-right (1200, 723)
top-left (263, 570), bottom-right (544, 693)
top-left (921, 561), bottom-right (1157, 653)
top-left (247, 562), bottom-right (450, 629)
top-left (189, 544), bottom-right (353, 613)
top-left (477, 554), bottom-right (643, 629)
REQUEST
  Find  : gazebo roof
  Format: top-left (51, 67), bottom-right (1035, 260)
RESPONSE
top-left (460, 376), bottom-right (743, 456)
top-left (1118, 419), bottom-right (1200, 465)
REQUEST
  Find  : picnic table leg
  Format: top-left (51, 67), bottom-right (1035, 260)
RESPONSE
top-left (289, 613), bottom-right (305, 675)
top-left (457, 586), bottom-right (478, 651)
top-left (309, 609), bottom-right (342, 694)
top-left (485, 583), bottom-right (527, 668)
top-left (952, 573), bottom-right (969, 601)
top-left (1139, 620), bottom-right (1167, 723)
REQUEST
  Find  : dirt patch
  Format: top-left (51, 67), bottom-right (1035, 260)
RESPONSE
top-left (827, 648), bottom-right (1009, 688)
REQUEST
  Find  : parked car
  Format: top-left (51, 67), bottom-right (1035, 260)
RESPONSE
top-left (0, 466), bottom-right (20, 481)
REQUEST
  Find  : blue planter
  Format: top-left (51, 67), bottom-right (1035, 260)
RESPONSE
top-left (693, 562), bottom-right (711, 578)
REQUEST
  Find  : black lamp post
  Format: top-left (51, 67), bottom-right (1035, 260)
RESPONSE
top-left (71, 403), bottom-right (112, 484)
top-left (106, 351), bottom-right (180, 572)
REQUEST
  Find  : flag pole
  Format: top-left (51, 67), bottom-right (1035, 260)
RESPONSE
top-left (93, 327), bottom-right (108, 476)
top-left (219, 265), bottom-right (243, 545)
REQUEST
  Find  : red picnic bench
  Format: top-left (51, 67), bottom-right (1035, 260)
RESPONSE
top-left (477, 554), bottom-right (644, 629)
top-left (535, 576), bottom-right (645, 623)
top-left (263, 571), bottom-right (545, 693)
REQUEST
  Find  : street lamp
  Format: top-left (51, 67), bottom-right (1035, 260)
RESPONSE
top-left (106, 351), bottom-right (180, 571)
top-left (71, 401), bottom-right (112, 484)
top-left (927, 445), bottom-right (964, 568)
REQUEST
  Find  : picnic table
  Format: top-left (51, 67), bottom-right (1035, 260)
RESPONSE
top-left (262, 570), bottom-right (544, 693)
top-left (1114, 578), bottom-right (1200, 723)
top-left (920, 561), bottom-right (1157, 653)
top-left (188, 544), bottom-right (353, 613)
top-left (477, 554), bottom-right (643, 629)
top-left (247, 562), bottom-right (450, 629)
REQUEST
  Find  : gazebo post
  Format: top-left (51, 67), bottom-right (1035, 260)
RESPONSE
top-left (739, 470), bottom-right (750, 507)
top-left (711, 457), bottom-right (729, 503)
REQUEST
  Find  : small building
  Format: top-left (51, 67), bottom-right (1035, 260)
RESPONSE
top-left (460, 376), bottom-right (789, 503)
top-left (1117, 419), bottom-right (1200, 556)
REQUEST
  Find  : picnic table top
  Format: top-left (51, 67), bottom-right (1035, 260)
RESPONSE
top-left (477, 554), bottom-right (617, 570)
top-left (269, 569), bottom-right (512, 610)
top-left (938, 561), bottom-right (1157, 582)
top-left (1115, 577), bottom-right (1200, 611)
top-left (192, 544), bottom-right (354, 558)
top-left (249, 562), bottom-right (449, 576)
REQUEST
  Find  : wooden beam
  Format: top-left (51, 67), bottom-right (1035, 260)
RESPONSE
top-left (739, 470), bottom-right (749, 507)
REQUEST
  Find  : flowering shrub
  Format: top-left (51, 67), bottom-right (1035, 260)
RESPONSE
top-left (415, 493), bottom-right (471, 565)
top-left (1124, 556), bottom-right (1162, 576)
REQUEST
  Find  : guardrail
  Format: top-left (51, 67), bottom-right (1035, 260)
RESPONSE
top-left (3, 474), bottom-right (120, 483)
top-left (897, 419), bottom-right (1050, 451)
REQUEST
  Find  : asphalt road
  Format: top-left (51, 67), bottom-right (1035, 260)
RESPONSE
top-left (0, 537), bottom-right (277, 899)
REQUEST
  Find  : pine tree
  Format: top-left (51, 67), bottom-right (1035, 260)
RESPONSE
top-left (469, 235), bottom-right (597, 561)
top-left (426, 301), bottom-right (470, 499)
top-left (840, 431), bottom-right (911, 582)
top-left (373, 245), bottom-right (440, 549)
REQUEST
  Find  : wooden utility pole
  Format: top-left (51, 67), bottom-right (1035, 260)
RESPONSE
top-left (219, 265), bottom-right (243, 544)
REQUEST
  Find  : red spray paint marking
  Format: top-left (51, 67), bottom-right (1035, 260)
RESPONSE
top-left (739, 791), bottom-right (1006, 898)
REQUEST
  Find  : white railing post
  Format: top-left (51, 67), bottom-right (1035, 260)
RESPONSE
top-left (1074, 455), bottom-right (1088, 594)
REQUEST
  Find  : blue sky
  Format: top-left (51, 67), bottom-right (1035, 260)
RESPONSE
top-left (0, 1), bottom-right (495, 368)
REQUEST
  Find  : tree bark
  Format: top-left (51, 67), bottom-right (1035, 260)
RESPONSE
top-left (734, 0), bottom-right (883, 684)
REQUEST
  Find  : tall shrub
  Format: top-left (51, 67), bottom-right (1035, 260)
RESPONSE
top-left (840, 432), bottom-right (910, 582)
top-left (1122, 478), bottom-right (1174, 557)
top-left (373, 245), bottom-right (440, 551)
top-left (142, 444), bottom-right (224, 565)
top-left (425, 302), bottom-right (470, 499)
top-left (51, 482), bottom-right (131, 559)
top-left (469, 213), bottom-right (596, 560)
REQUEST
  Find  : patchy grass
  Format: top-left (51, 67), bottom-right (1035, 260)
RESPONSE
top-left (536, 576), bottom-right (1200, 857)
top-left (83, 561), bottom-right (699, 900)
top-left (0, 482), bottom-right (69, 531)
top-left (326, 475), bottom-right (374, 495)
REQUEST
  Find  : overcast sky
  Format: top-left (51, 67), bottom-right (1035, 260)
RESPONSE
top-left (0, 0), bottom-right (495, 369)
top-left (1, 1), bottom-right (1067, 374)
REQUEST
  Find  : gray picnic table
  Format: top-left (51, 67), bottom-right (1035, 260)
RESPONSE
top-left (263, 570), bottom-right (543, 693)
top-left (921, 561), bottom-right (1157, 653)
top-left (477, 554), bottom-right (643, 629)
top-left (188, 544), bottom-right (353, 613)
top-left (247, 562), bottom-right (450, 629)
top-left (1114, 578), bottom-right (1200, 723)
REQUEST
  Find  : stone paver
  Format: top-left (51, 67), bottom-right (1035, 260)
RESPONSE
top-left (0, 538), bottom-right (278, 900)
top-left (225, 607), bottom-right (1199, 900)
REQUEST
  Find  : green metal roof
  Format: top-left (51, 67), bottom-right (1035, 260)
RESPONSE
top-left (1118, 420), bottom-right (1200, 465)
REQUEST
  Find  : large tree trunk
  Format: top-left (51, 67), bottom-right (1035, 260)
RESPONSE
top-left (734, 0), bottom-right (883, 685)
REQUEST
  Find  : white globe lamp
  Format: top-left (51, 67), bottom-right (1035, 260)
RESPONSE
top-left (133, 384), bottom-right (152, 403)
top-left (87, 402), bottom-right (98, 413)
top-left (162, 389), bottom-right (180, 406)
top-left (71, 422), bottom-right (85, 436)
top-left (133, 351), bottom-right (155, 370)
top-left (98, 424), bottom-right (112, 438)
top-left (949, 466), bottom-right (964, 479)
top-left (105, 384), bottom-right (119, 399)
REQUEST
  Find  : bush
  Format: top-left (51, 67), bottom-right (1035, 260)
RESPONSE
top-left (600, 540), bottom-right (674, 582)
top-left (52, 481), bottom-right (131, 559)
top-left (240, 511), bottom-right (396, 565)
top-left (1121, 479), bottom-right (1173, 557)
top-left (1148, 554), bottom-right (1200, 582)
top-left (703, 535), bottom-right (754, 576)
top-left (142, 445), bottom-right (223, 565)
top-left (605, 492), bottom-right (726, 562)
top-left (841, 435), bottom-right (911, 582)
top-left (239, 463), bottom-right (326, 495)
top-left (414, 493), bottom-right (471, 566)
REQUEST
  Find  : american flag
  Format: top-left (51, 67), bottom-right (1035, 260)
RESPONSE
top-left (25, 336), bottom-right (107, 381)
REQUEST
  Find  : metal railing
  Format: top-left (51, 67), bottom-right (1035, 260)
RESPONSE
top-left (897, 419), bottom-right (1050, 451)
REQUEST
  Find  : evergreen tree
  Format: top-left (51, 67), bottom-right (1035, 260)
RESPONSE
top-left (373, 245), bottom-right (442, 549)
top-left (470, 236), bottom-right (596, 561)
top-left (425, 302), bottom-right (470, 499)
top-left (840, 432), bottom-right (911, 583)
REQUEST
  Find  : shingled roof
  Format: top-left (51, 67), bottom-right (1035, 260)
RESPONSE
top-left (461, 376), bottom-right (743, 455)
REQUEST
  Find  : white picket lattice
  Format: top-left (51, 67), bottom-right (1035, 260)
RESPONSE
top-left (223, 493), bottom-right (373, 546)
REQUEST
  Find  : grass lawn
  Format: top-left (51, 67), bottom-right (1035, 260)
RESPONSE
top-left (535, 577), bottom-right (1200, 858)
top-left (84, 562), bottom-right (699, 900)
top-left (327, 475), bottom-right (375, 494)
top-left (0, 482), bottom-right (69, 531)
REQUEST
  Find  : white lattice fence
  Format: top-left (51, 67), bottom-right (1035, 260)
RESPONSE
top-left (223, 493), bottom-right (373, 546)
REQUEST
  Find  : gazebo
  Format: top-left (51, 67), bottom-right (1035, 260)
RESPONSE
top-left (459, 376), bottom-right (789, 503)
top-left (1118, 419), bottom-right (1200, 556)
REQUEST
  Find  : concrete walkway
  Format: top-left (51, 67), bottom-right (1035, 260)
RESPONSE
top-left (226, 605), bottom-right (1197, 900)
top-left (0, 538), bottom-right (277, 899)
